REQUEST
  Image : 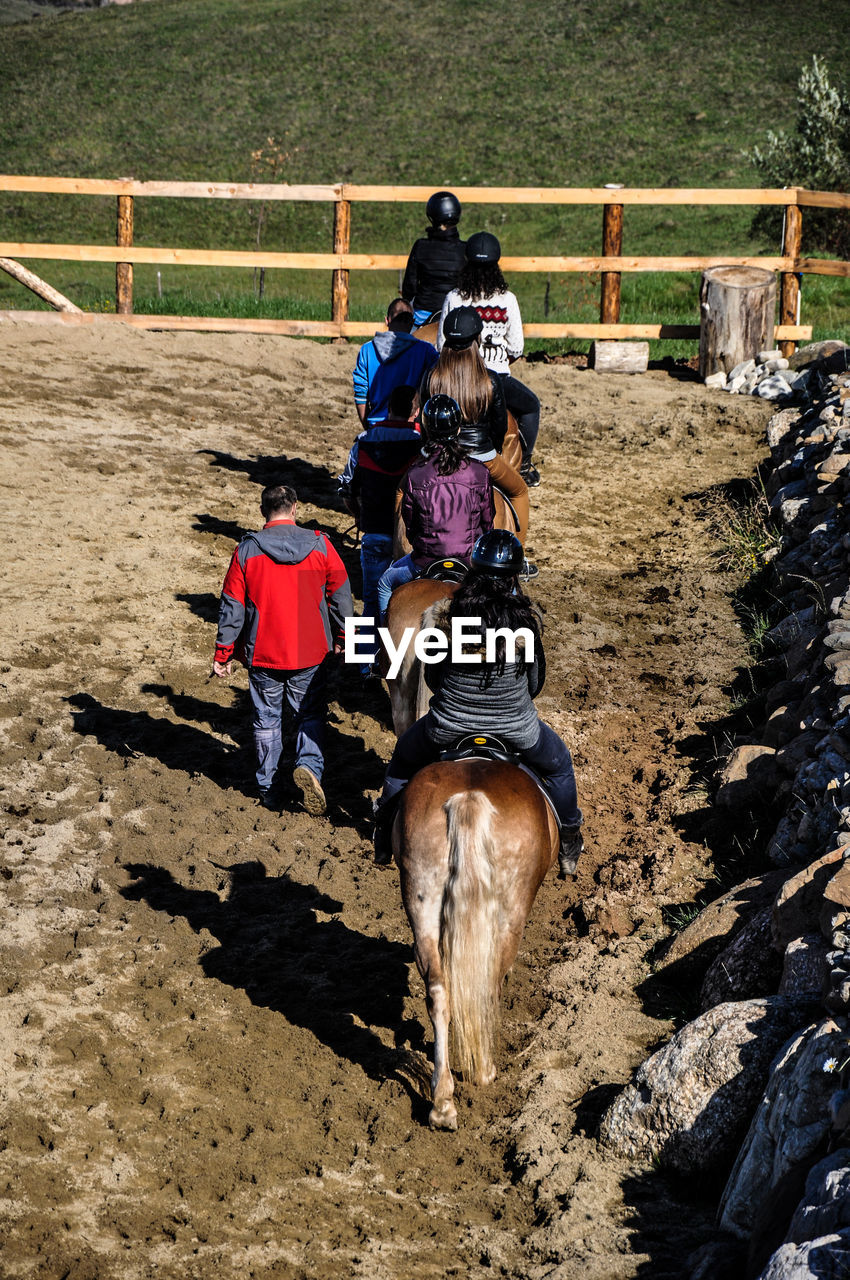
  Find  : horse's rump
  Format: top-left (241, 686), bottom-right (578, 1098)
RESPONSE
top-left (397, 761), bottom-right (558, 1111)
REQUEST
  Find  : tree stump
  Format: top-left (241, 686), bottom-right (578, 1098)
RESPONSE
top-left (699, 265), bottom-right (776, 380)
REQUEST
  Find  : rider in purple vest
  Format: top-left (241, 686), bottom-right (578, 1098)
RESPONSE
top-left (376, 395), bottom-right (494, 620)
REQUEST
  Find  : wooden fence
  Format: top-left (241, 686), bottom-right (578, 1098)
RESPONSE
top-left (1, 176), bottom-right (848, 350)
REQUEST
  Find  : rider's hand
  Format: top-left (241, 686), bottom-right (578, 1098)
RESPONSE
top-left (211, 659), bottom-right (232, 679)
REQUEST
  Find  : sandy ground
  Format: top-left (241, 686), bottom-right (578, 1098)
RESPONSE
top-left (0, 319), bottom-right (771, 1279)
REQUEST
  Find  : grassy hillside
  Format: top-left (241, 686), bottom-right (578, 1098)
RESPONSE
top-left (1, 0), bottom-right (849, 343)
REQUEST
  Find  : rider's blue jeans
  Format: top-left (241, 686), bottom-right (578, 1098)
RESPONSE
top-left (413, 307), bottom-right (433, 327)
top-left (379, 715), bottom-right (581, 828)
top-left (248, 663), bottom-right (326, 793)
top-left (377, 552), bottom-right (416, 621)
top-left (359, 533), bottom-right (394, 665)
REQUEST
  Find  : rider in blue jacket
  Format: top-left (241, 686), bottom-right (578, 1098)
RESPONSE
top-left (352, 298), bottom-right (437, 428)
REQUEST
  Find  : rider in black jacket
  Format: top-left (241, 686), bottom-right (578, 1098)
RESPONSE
top-left (402, 191), bottom-right (467, 326)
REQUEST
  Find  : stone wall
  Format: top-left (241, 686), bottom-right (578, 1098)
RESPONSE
top-left (599, 341), bottom-right (850, 1280)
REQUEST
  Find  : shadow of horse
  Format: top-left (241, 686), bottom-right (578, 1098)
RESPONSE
top-left (198, 449), bottom-right (341, 511)
top-left (121, 860), bottom-right (431, 1102)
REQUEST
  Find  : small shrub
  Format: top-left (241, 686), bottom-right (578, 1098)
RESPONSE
top-left (748, 56), bottom-right (850, 256)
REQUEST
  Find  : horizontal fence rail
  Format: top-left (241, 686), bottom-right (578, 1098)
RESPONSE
top-left (0, 311), bottom-right (813, 343)
top-left (0, 176), bottom-right (846, 348)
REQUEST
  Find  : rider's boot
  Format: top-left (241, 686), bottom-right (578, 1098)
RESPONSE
top-left (558, 821), bottom-right (584, 879)
top-left (373, 790), bottom-right (402, 866)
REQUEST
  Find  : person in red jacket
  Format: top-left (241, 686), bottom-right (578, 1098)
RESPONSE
top-left (212, 483), bottom-right (353, 814)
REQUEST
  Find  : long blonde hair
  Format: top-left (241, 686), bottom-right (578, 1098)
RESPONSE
top-left (426, 345), bottom-right (493, 423)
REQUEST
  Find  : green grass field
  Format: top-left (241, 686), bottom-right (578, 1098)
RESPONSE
top-left (1, 0), bottom-right (849, 352)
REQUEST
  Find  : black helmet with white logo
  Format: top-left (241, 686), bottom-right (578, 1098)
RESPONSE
top-left (426, 191), bottom-right (462, 227)
top-left (442, 306), bottom-right (483, 350)
top-left (421, 395), bottom-right (462, 440)
top-left (470, 529), bottom-right (524, 577)
top-left (465, 231), bottom-right (501, 264)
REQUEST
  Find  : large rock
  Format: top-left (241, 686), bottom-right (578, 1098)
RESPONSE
top-left (788, 340), bottom-right (850, 372)
top-left (755, 1231), bottom-right (850, 1279)
top-left (764, 702), bottom-right (805, 749)
top-left (719, 1017), bottom-right (849, 1238)
top-left (717, 745), bottom-right (780, 810)
top-left (822, 861), bottom-right (850, 926)
top-left (773, 848), bottom-right (850, 949)
top-left (779, 935), bottom-right (830, 1002)
top-left (599, 997), bottom-right (813, 1175)
top-left (786, 1149), bottom-right (850, 1245)
top-left (776, 731), bottom-right (827, 777)
top-left (700, 906), bottom-right (782, 1010)
top-left (658, 871), bottom-right (787, 979)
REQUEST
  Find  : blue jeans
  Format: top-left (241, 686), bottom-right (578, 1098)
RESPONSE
top-left (380, 716), bottom-right (580, 829)
top-left (413, 307), bottom-right (436, 327)
top-left (377, 552), bottom-right (416, 621)
top-left (359, 533), bottom-right (394, 665)
top-left (248, 663), bottom-right (326, 792)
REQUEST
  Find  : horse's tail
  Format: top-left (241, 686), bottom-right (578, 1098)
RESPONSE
top-left (440, 789), bottom-right (501, 1083)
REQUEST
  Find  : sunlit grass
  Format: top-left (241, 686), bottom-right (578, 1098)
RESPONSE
top-left (1, 0), bottom-right (849, 352)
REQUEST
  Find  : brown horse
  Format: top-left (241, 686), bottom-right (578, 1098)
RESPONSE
top-left (412, 319), bottom-right (439, 348)
top-left (382, 577), bottom-right (458, 735)
top-left (393, 758), bottom-right (559, 1130)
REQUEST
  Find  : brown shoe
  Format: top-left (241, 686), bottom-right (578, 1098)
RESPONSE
top-left (293, 765), bottom-right (326, 815)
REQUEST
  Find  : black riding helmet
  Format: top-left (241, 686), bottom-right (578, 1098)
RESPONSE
top-left (442, 305), bottom-right (483, 350)
top-left (471, 529), bottom-right (524, 577)
top-left (421, 395), bottom-right (462, 440)
top-left (426, 190), bottom-right (462, 227)
top-left (466, 231), bottom-right (501, 264)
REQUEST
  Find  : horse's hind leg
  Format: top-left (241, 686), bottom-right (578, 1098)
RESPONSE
top-left (426, 971), bottom-right (457, 1131)
top-left (416, 939), bottom-right (457, 1131)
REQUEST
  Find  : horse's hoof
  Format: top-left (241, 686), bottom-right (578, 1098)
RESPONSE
top-left (428, 1103), bottom-right (458, 1131)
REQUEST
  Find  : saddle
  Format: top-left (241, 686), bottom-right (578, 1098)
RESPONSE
top-left (437, 733), bottom-right (561, 831)
top-left (418, 556), bottom-right (469, 584)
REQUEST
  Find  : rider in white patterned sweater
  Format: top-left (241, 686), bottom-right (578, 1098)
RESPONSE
top-left (437, 232), bottom-right (542, 488)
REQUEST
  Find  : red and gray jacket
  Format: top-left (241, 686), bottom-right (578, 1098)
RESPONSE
top-left (214, 520), bottom-right (353, 670)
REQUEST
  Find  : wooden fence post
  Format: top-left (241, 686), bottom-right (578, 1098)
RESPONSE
top-left (600, 184), bottom-right (624, 325)
top-left (331, 193), bottom-right (351, 332)
top-left (116, 192), bottom-right (134, 314)
top-left (779, 196), bottom-right (802, 359)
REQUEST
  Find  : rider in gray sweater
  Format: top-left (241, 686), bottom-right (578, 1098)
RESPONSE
top-left (373, 530), bottom-right (584, 877)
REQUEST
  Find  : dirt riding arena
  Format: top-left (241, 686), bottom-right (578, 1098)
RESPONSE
top-left (0, 320), bottom-right (771, 1279)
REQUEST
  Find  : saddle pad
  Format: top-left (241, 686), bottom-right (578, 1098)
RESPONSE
top-left (438, 740), bottom-right (561, 833)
